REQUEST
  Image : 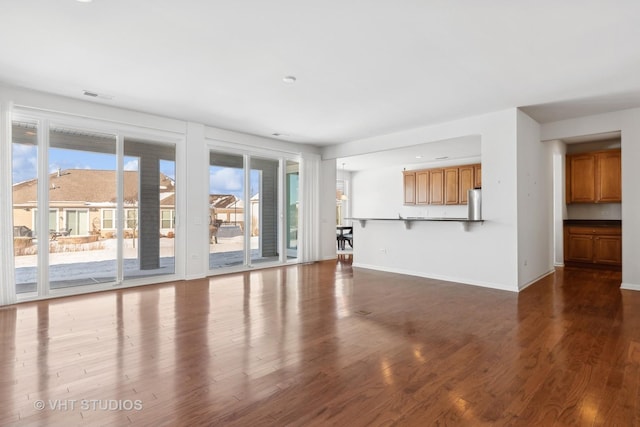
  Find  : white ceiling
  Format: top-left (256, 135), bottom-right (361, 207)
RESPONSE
top-left (1, 1), bottom-right (640, 146)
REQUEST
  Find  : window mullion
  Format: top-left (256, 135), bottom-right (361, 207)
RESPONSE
top-left (37, 119), bottom-right (50, 297)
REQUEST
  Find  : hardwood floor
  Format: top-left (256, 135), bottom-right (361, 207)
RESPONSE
top-left (1, 256), bottom-right (638, 426)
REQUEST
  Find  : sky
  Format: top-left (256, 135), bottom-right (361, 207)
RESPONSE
top-left (12, 143), bottom-right (258, 200)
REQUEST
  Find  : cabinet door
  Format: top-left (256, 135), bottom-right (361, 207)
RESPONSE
top-left (429, 169), bottom-right (444, 205)
top-left (473, 164), bottom-right (482, 189)
top-left (444, 168), bottom-right (459, 205)
top-left (458, 166), bottom-right (474, 204)
top-left (403, 171), bottom-right (416, 205)
top-left (594, 235), bottom-right (622, 265)
top-left (416, 170), bottom-right (429, 205)
top-left (597, 150), bottom-right (621, 202)
top-left (566, 234), bottom-right (594, 262)
top-left (569, 154), bottom-right (596, 203)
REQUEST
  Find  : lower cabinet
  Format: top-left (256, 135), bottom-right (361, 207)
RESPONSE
top-left (564, 225), bottom-right (621, 267)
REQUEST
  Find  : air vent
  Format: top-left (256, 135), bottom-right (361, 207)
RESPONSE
top-left (83, 90), bottom-right (113, 100)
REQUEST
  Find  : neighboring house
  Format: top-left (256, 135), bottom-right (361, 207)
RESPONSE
top-left (209, 194), bottom-right (245, 229)
top-left (12, 169), bottom-right (175, 238)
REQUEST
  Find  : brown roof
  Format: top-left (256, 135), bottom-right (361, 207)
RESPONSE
top-left (209, 194), bottom-right (240, 209)
top-left (12, 169), bottom-right (174, 206)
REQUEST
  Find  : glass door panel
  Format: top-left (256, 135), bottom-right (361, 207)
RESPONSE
top-left (249, 156), bottom-right (280, 265)
top-left (122, 140), bottom-right (176, 279)
top-left (209, 150), bottom-right (245, 269)
top-left (12, 120), bottom-right (39, 295)
top-left (286, 160), bottom-right (299, 259)
top-left (48, 125), bottom-right (117, 289)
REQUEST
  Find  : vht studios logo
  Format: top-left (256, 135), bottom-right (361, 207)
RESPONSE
top-left (34, 399), bottom-right (143, 411)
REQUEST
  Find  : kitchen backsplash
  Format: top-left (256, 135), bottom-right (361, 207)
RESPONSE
top-left (567, 203), bottom-right (621, 220)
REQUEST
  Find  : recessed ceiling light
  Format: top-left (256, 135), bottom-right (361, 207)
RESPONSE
top-left (272, 133), bottom-right (289, 137)
top-left (76, 0), bottom-right (93, 3)
top-left (415, 155), bottom-right (423, 159)
top-left (83, 90), bottom-right (98, 97)
top-left (282, 76), bottom-right (297, 84)
top-left (435, 156), bottom-right (449, 160)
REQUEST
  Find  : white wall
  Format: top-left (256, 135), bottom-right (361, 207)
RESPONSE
top-left (541, 107), bottom-right (640, 290)
top-left (326, 109), bottom-right (521, 292)
top-left (516, 110), bottom-right (554, 289)
top-left (566, 203), bottom-right (622, 220)
top-left (184, 122), bottom-right (208, 280)
top-left (0, 99), bottom-right (15, 304)
top-left (320, 159), bottom-right (338, 260)
top-left (548, 140), bottom-right (567, 266)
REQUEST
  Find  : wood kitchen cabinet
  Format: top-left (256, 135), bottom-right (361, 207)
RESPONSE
top-left (566, 149), bottom-right (621, 203)
top-left (444, 168), bottom-right (459, 205)
top-left (597, 150), bottom-right (622, 202)
top-left (403, 171), bottom-right (416, 205)
top-left (416, 170), bottom-right (429, 205)
top-left (459, 165), bottom-right (475, 204)
top-left (429, 169), bottom-right (444, 205)
top-left (474, 164), bottom-right (482, 189)
top-left (564, 225), bottom-right (621, 267)
top-left (402, 163), bottom-right (481, 206)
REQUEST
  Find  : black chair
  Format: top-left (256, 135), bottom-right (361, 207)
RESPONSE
top-left (336, 227), bottom-right (353, 250)
top-left (342, 232), bottom-right (353, 249)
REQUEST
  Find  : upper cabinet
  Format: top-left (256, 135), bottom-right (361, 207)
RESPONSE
top-left (458, 165), bottom-right (475, 204)
top-left (429, 169), bottom-right (445, 205)
top-left (403, 171), bottom-right (416, 205)
top-left (444, 168), bottom-right (459, 205)
top-left (597, 150), bottom-right (622, 202)
top-left (474, 164), bottom-right (482, 189)
top-left (416, 170), bottom-right (430, 205)
top-left (403, 163), bottom-right (480, 206)
top-left (566, 149), bottom-right (621, 204)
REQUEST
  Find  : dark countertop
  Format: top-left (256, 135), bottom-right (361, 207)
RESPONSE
top-left (563, 219), bottom-right (621, 227)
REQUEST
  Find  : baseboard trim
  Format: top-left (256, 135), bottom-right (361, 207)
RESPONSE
top-left (519, 269), bottom-right (555, 291)
top-left (352, 262), bottom-right (518, 292)
top-left (621, 282), bottom-right (640, 291)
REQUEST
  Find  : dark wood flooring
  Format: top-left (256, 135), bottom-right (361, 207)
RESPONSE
top-left (1, 255), bottom-right (638, 426)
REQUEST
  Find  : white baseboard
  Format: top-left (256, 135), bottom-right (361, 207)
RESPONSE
top-left (352, 262), bottom-right (519, 292)
top-left (518, 269), bottom-right (555, 291)
top-left (621, 282), bottom-right (640, 291)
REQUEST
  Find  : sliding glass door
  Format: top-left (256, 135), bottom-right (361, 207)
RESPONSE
top-left (48, 125), bottom-right (118, 289)
top-left (208, 146), bottom-right (299, 272)
top-left (12, 119), bottom-right (39, 294)
top-left (249, 156), bottom-right (280, 265)
top-left (11, 112), bottom-right (177, 299)
top-left (286, 160), bottom-right (299, 259)
top-left (123, 139), bottom-right (176, 279)
top-left (209, 151), bottom-right (245, 269)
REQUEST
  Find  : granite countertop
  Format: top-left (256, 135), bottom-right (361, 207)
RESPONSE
top-left (563, 219), bottom-right (621, 227)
